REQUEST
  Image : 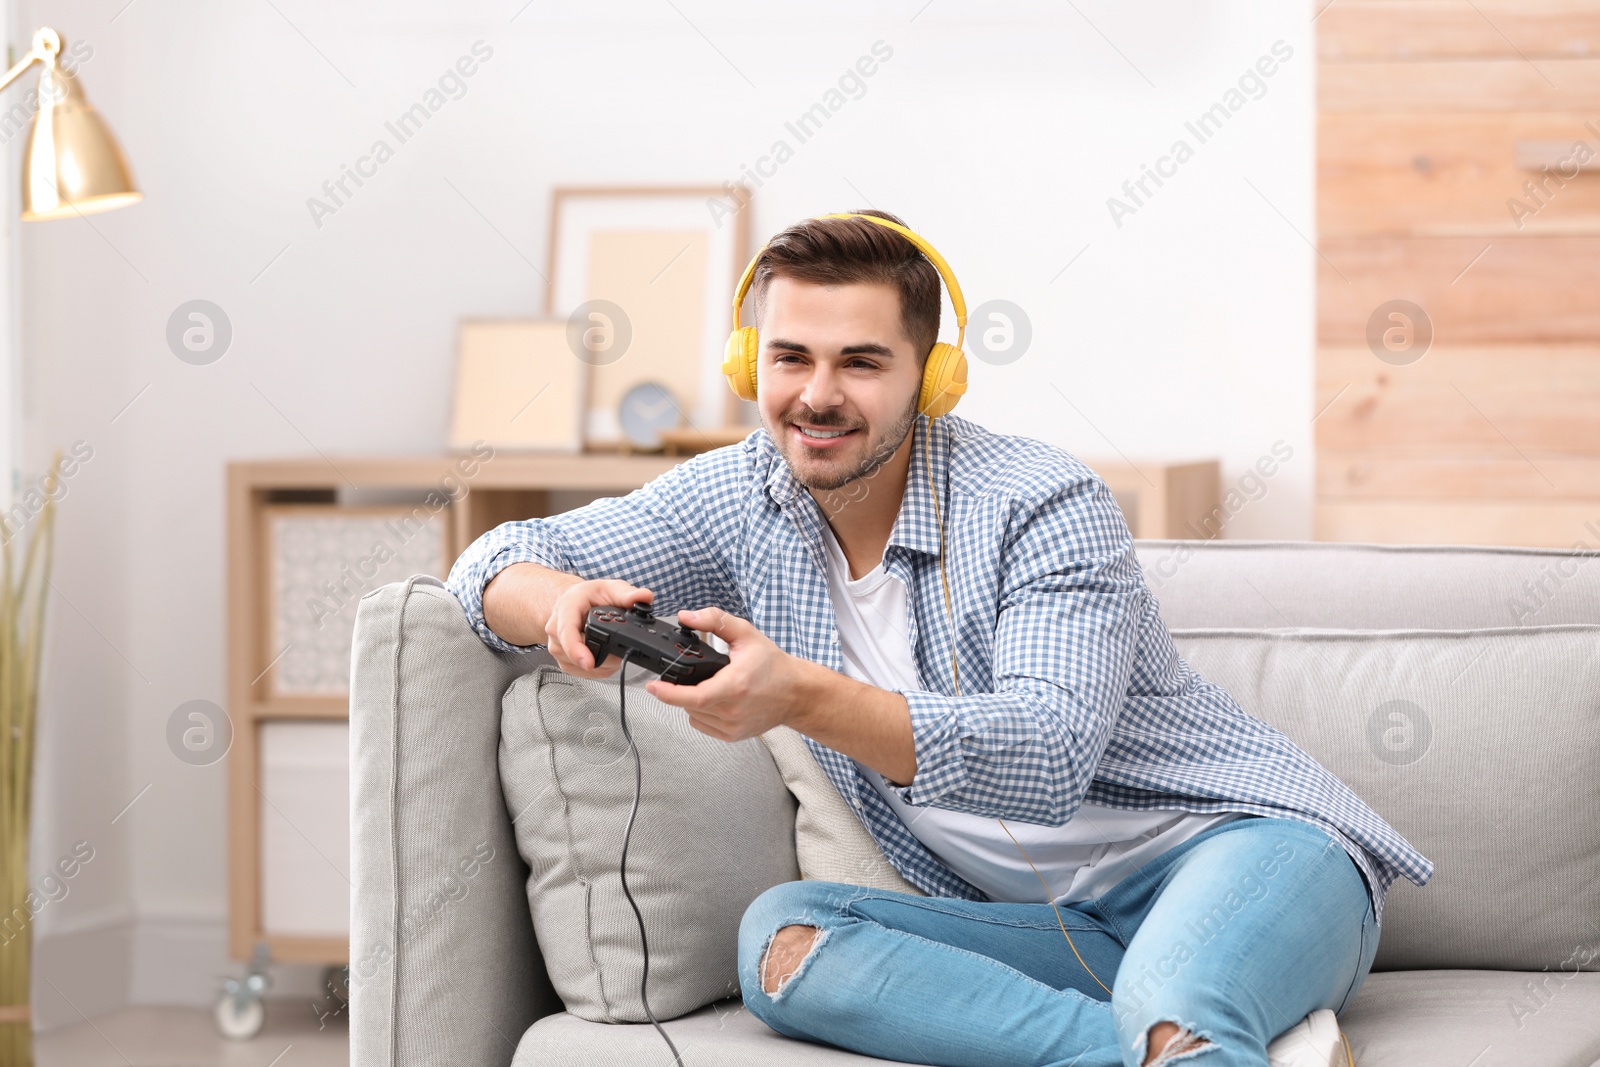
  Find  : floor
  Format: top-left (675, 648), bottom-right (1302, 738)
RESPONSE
top-left (34, 1002), bottom-right (347, 1066)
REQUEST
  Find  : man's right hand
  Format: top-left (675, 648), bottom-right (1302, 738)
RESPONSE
top-left (545, 579), bottom-right (656, 680)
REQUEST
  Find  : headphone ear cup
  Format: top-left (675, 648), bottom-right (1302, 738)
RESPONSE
top-left (721, 327), bottom-right (760, 401)
top-left (918, 342), bottom-right (969, 419)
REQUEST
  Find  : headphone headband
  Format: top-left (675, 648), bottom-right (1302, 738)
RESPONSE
top-left (730, 212), bottom-right (967, 354)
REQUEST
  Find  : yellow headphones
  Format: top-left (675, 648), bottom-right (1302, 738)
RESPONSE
top-left (720, 213), bottom-right (970, 419)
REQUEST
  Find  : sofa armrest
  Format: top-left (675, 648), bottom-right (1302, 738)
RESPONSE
top-left (349, 575), bottom-right (562, 1067)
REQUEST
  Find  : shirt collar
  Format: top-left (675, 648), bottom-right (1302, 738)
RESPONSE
top-left (757, 412), bottom-right (952, 559)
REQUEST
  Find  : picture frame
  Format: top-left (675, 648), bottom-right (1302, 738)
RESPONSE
top-left (546, 185), bottom-right (751, 448)
top-left (448, 318), bottom-right (586, 453)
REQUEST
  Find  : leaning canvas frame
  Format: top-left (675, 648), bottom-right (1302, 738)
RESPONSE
top-left (448, 318), bottom-right (586, 453)
top-left (546, 186), bottom-right (750, 446)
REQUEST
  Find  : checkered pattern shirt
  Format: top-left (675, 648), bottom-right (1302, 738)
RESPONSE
top-left (446, 412), bottom-right (1433, 924)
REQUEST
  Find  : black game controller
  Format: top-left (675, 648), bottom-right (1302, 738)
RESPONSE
top-left (583, 602), bottom-right (730, 685)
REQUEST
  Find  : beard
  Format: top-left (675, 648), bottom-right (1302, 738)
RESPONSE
top-left (773, 393), bottom-right (920, 493)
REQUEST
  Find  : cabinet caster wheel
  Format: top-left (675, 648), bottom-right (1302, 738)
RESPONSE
top-left (214, 988), bottom-right (265, 1039)
top-left (216, 942), bottom-right (271, 1039)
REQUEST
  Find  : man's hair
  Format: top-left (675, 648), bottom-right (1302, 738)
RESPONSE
top-left (749, 208), bottom-right (941, 363)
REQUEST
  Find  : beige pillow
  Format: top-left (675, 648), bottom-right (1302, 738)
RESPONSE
top-left (759, 725), bottom-right (926, 896)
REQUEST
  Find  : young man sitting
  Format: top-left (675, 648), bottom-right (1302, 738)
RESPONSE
top-left (445, 209), bottom-right (1432, 1067)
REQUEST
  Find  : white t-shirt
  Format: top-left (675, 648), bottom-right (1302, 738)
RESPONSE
top-left (817, 520), bottom-right (1246, 905)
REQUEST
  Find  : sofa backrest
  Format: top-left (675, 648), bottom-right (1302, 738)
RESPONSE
top-left (1133, 538), bottom-right (1600, 629)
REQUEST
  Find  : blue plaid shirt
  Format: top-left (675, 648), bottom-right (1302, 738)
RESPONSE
top-left (446, 412), bottom-right (1433, 924)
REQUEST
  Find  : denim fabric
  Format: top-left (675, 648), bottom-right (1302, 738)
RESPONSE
top-left (738, 816), bottom-right (1378, 1067)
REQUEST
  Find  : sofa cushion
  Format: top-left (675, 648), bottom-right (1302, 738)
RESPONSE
top-left (759, 725), bottom-right (925, 896)
top-left (1340, 970), bottom-right (1600, 1066)
top-left (499, 662), bottom-right (801, 1023)
top-left (1171, 623), bottom-right (1600, 973)
top-left (507, 972), bottom-right (1600, 1067)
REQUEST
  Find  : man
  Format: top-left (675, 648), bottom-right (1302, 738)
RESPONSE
top-left (445, 210), bottom-right (1432, 1067)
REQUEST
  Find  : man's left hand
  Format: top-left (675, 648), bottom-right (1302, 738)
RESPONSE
top-left (643, 606), bottom-right (810, 742)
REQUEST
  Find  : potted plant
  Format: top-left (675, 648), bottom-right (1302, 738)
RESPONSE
top-left (1, 451), bottom-right (63, 1067)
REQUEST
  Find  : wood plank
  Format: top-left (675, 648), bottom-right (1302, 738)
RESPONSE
top-left (1319, 112), bottom-right (1600, 236)
top-left (1318, 236), bottom-right (1600, 342)
top-left (1315, 343), bottom-right (1600, 452)
top-left (1319, 2), bottom-right (1600, 62)
top-left (1319, 451), bottom-right (1600, 497)
top-left (1320, 59), bottom-right (1600, 111)
top-left (1316, 499), bottom-right (1600, 547)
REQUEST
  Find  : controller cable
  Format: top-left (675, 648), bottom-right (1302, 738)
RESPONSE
top-left (615, 647), bottom-right (686, 1067)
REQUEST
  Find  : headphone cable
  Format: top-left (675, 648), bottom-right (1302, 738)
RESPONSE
top-left (922, 418), bottom-right (1113, 998)
top-left (616, 648), bottom-right (687, 1066)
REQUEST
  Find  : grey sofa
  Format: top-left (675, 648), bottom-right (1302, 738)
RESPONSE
top-left (349, 539), bottom-right (1600, 1067)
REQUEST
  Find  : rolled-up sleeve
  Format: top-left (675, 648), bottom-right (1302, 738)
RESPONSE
top-left (886, 472), bottom-right (1142, 826)
top-left (444, 448), bottom-right (746, 654)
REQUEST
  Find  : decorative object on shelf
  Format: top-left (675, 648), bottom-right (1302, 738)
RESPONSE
top-left (546, 186), bottom-right (751, 449)
top-left (448, 319), bottom-right (585, 453)
top-left (264, 505), bottom-right (449, 697)
top-left (616, 380), bottom-right (685, 452)
top-left (3, 28), bottom-right (140, 221)
top-left (1, 450), bottom-right (62, 1067)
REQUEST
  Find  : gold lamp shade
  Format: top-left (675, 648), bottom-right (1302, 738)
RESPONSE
top-left (12, 28), bottom-right (140, 221)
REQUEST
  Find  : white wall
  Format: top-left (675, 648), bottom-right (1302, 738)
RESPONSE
top-left (14, 0), bottom-right (1313, 1023)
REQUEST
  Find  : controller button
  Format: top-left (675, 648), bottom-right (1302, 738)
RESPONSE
top-left (674, 643), bottom-right (704, 659)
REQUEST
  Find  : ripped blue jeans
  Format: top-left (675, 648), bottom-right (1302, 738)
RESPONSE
top-left (737, 816), bottom-right (1378, 1067)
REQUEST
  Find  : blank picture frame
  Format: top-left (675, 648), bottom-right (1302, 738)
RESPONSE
top-left (448, 319), bottom-right (586, 453)
top-left (547, 186), bottom-right (750, 446)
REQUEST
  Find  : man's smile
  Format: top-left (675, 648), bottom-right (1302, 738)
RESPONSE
top-left (792, 423), bottom-right (862, 448)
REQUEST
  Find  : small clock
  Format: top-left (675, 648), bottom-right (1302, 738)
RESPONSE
top-left (618, 381), bottom-right (683, 450)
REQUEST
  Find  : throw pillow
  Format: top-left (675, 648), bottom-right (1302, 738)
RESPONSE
top-left (499, 663), bottom-right (801, 1022)
top-left (759, 724), bottom-right (926, 896)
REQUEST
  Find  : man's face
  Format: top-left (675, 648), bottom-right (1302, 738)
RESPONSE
top-left (756, 276), bottom-right (923, 493)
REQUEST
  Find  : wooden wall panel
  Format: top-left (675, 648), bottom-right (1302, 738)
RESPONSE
top-left (1319, 3), bottom-right (1600, 61)
top-left (1318, 237), bottom-right (1600, 343)
top-left (1315, 345), bottom-right (1600, 452)
top-left (1320, 113), bottom-right (1600, 237)
top-left (1316, 501), bottom-right (1600, 548)
top-left (1315, 1), bottom-right (1600, 547)
top-left (1319, 452), bottom-right (1600, 499)
top-left (1321, 60), bottom-right (1600, 112)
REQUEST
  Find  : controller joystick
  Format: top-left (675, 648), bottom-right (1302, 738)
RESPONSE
top-left (582, 602), bottom-right (730, 685)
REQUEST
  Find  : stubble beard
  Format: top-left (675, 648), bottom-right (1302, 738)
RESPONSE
top-left (779, 393), bottom-right (920, 494)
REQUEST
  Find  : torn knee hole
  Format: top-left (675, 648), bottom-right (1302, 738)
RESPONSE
top-left (1141, 1020), bottom-right (1211, 1066)
top-left (761, 924), bottom-right (821, 996)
